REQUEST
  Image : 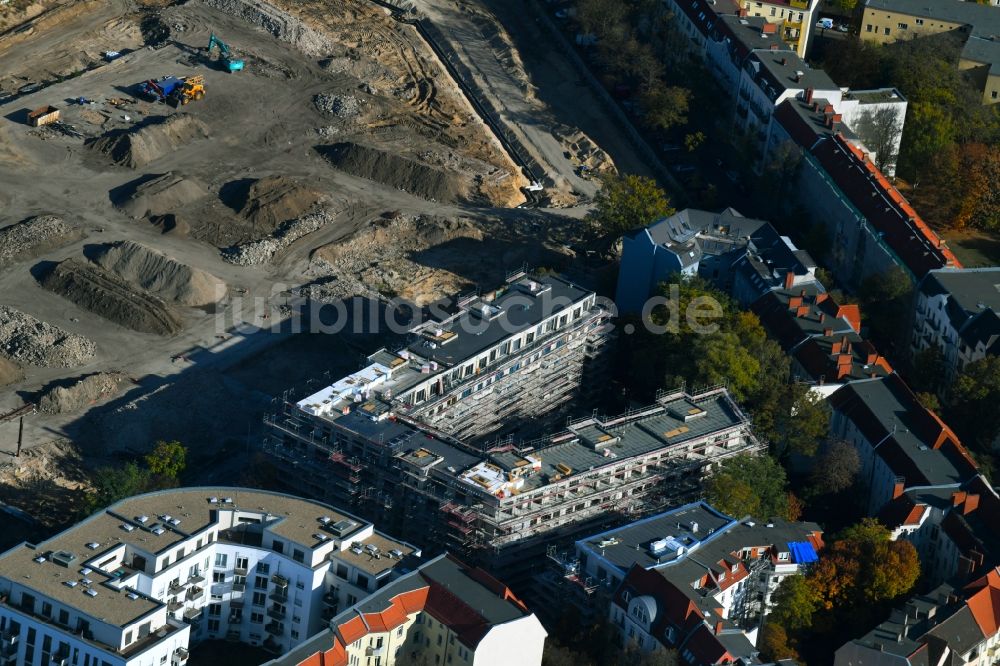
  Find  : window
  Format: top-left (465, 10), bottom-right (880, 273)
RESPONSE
top-left (993, 91), bottom-right (998, 99)
top-left (884, 27), bottom-right (890, 35)
top-left (236, 556), bottom-right (249, 570)
top-left (356, 573), bottom-right (370, 590)
top-left (124, 631), bottom-right (133, 645)
top-left (916, 17), bottom-right (924, 25)
top-left (214, 554), bottom-right (228, 568)
top-left (252, 592), bottom-right (266, 606)
top-left (866, 24), bottom-right (873, 32)
top-left (255, 576), bottom-right (268, 589)
top-left (292, 549), bottom-right (305, 563)
top-left (251, 612), bottom-right (264, 623)
top-left (42, 601), bottom-right (52, 617)
top-left (769, 7), bottom-right (775, 15)
top-left (291, 630), bottom-right (299, 639)
top-left (272, 540), bottom-right (284, 554)
top-left (256, 562), bottom-right (270, 575)
top-left (213, 572), bottom-right (225, 583)
top-left (209, 604), bottom-right (222, 617)
top-left (295, 580), bottom-right (305, 590)
top-left (208, 620), bottom-right (220, 632)
top-left (897, 22), bottom-right (907, 29)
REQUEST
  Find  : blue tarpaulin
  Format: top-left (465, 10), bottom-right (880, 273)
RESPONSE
top-left (788, 541), bottom-right (819, 564)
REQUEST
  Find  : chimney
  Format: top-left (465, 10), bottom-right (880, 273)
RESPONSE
top-left (781, 57), bottom-right (788, 66)
top-left (819, 313), bottom-right (826, 323)
top-left (796, 305), bottom-right (810, 317)
top-left (715, 621), bottom-right (724, 635)
top-left (784, 271), bottom-right (795, 289)
top-left (952, 491), bottom-right (967, 507)
top-left (828, 332), bottom-right (837, 344)
top-left (769, 43), bottom-right (780, 50)
top-left (824, 103), bottom-right (834, 114)
top-left (826, 114), bottom-right (835, 129)
top-left (866, 351), bottom-right (878, 364)
top-left (805, 87), bottom-right (814, 104)
top-left (832, 113), bottom-right (843, 125)
top-left (892, 479), bottom-right (905, 500)
top-left (964, 493), bottom-right (980, 515)
top-left (800, 289), bottom-right (807, 297)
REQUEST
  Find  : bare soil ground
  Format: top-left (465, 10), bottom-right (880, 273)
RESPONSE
top-left (0, 0), bottom-right (623, 524)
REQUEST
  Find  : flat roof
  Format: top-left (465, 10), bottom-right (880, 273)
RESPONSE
top-left (0, 488), bottom-right (410, 628)
top-left (751, 50), bottom-right (838, 98)
top-left (406, 275), bottom-right (592, 367)
top-left (339, 532), bottom-right (417, 577)
top-left (924, 268), bottom-right (1000, 316)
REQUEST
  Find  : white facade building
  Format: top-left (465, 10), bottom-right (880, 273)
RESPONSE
top-left (0, 488), bottom-right (419, 666)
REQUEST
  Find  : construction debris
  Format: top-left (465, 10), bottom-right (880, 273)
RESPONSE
top-left (37, 372), bottom-right (132, 415)
top-left (0, 215), bottom-right (81, 270)
top-left (223, 209), bottom-right (337, 265)
top-left (0, 306), bottom-right (97, 368)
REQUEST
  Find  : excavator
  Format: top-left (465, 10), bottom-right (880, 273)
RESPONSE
top-left (173, 75), bottom-right (206, 105)
top-left (207, 33), bottom-right (244, 73)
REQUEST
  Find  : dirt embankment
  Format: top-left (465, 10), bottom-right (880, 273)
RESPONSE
top-left (116, 172), bottom-right (208, 219)
top-left (37, 372), bottom-right (132, 414)
top-left (0, 305), bottom-right (96, 367)
top-left (318, 142), bottom-right (468, 203)
top-left (237, 175), bottom-right (324, 229)
top-left (87, 114), bottom-right (210, 168)
top-left (0, 214), bottom-right (81, 270)
top-left (40, 259), bottom-right (184, 336)
top-left (90, 240), bottom-right (227, 307)
top-left (0, 356), bottom-right (24, 387)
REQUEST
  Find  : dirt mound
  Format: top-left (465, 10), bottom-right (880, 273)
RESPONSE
top-left (0, 305), bottom-right (96, 368)
top-left (235, 176), bottom-right (324, 229)
top-left (200, 0), bottom-right (334, 56)
top-left (149, 214), bottom-right (190, 237)
top-left (0, 215), bottom-right (81, 269)
top-left (90, 241), bottom-right (226, 306)
top-left (0, 357), bottom-right (24, 387)
top-left (40, 259), bottom-right (183, 336)
top-left (223, 209), bottom-right (336, 266)
top-left (117, 173), bottom-right (208, 219)
top-left (318, 142), bottom-right (467, 203)
top-left (37, 372), bottom-right (132, 415)
top-left (87, 114), bottom-right (210, 169)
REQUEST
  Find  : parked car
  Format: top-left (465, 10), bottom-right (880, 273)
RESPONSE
top-left (672, 164), bottom-right (697, 174)
top-left (816, 18), bottom-right (834, 29)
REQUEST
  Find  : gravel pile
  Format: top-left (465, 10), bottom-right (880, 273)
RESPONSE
top-left (223, 209), bottom-right (336, 266)
top-left (200, 0), bottom-right (333, 56)
top-left (0, 215), bottom-right (80, 269)
top-left (313, 93), bottom-right (360, 118)
top-left (38, 372), bottom-right (132, 415)
top-left (0, 306), bottom-right (97, 368)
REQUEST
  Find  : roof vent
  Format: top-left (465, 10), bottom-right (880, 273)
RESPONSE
top-left (136, 515), bottom-right (149, 524)
top-left (208, 497), bottom-right (219, 504)
top-left (83, 589), bottom-right (98, 598)
top-left (319, 516), bottom-right (332, 524)
top-left (314, 534), bottom-right (329, 542)
top-left (223, 497), bottom-right (233, 504)
top-left (80, 568), bottom-right (92, 576)
top-left (51, 550), bottom-right (77, 568)
top-left (86, 542), bottom-right (100, 550)
top-left (389, 549), bottom-right (404, 559)
top-left (127, 592), bottom-right (139, 600)
top-left (81, 578), bottom-right (93, 586)
top-left (33, 555), bottom-right (46, 563)
top-left (169, 518), bottom-right (181, 526)
top-left (121, 524), bottom-right (135, 532)
top-left (64, 581), bottom-right (78, 588)
top-left (151, 527), bottom-right (166, 536)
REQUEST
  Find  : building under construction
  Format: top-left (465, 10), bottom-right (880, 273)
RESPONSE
top-left (265, 377), bottom-right (762, 583)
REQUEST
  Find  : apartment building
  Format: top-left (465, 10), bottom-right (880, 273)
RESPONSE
top-left (768, 114), bottom-right (960, 283)
top-left (290, 273), bottom-right (610, 445)
top-left (880, 474), bottom-right (1000, 588)
top-left (266, 384), bottom-right (763, 585)
top-left (835, 567), bottom-right (1000, 665)
top-left (738, 0), bottom-right (819, 57)
top-left (828, 374), bottom-right (979, 515)
top-left (615, 207), bottom-right (817, 314)
top-left (912, 268), bottom-right (1000, 384)
top-left (559, 503), bottom-right (823, 663)
top-left (0, 488), bottom-right (419, 666)
top-left (860, 0), bottom-right (1000, 104)
top-left (267, 554), bottom-right (546, 666)
top-left (752, 283), bottom-right (892, 396)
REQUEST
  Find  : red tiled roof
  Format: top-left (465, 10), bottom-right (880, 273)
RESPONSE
top-left (811, 135), bottom-right (961, 278)
top-left (964, 567), bottom-right (1000, 638)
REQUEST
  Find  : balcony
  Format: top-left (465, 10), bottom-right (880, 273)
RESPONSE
top-left (51, 655), bottom-right (69, 666)
top-left (267, 606), bottom-right (287, 620)
top-left (365, 646), bottom-right (385, 657)
top-left (264, 621), bottom-right (284, 636)
top-left (268, 589), bottom-right (288, 603)
top-left (186, 586), bottom-right (204, 601)
top-left (232, 582), bottom-right (246, 593)
top-left (322, 592), bottom-right (339, 606)
top-left (182, 607), bottom-right (203, 622)
top-left (167, 600), bottom-right (183, 612)
top-left (168, 581), bottom-right (188, 593)
top-left (172, 647), bottom-right (189, 666)
top-left (321, 606), bottom-right (337, 621)
top-left (226, 628), bottom-right (241, 642)
top-left (234, 566), bottom-right (248, 576)
top-left (270, 574), bottom-right (288, 589)
top-left (188, 573), bottom-right (205, 585)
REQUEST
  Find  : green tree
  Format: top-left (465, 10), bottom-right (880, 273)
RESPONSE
top-left (692, 331), bottom-right (760, 402)
top-left (684, 131), bottom-right (705, 152)
top-left (858, 267), bottom-right (912, 351)
top-left (590, 173), bottom-right (674, 236)
top-left (808, 439), bottom-right (860, 496)
top-left (853, 106), bottom-right (903, 173)
top-left (145, 440), bottom-right (187, 482)
top-left (948, 355), bottom-right (1000, 449)
top-left (773, 385), bottom-right (830, 457)
top-left (705, 454), bottom-right (791, 520)
top-left (86, 463), bottom-right (151, 515)
top-left (640, 85), bottom-right (691, 131)
top-left (576, 0), bottom-right (629, 39)
top-left (770, 575), bottom-right (819, 631)
top-left (758, 624), bottom-right (800, 662)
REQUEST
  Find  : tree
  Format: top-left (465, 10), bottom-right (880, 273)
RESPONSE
top-left (590, 173), bottom-right (674, 236)
top-left (858, 267), bottom-right (912, 352)
top-left (758, 624), bottom-right (800, 662)
top-left (770, 575), bottom-right (819, 631)
top-left (684, 131), bottom-right (705, 152)
top-left (773, 385), bottom-right (830, 457)
top-left (948, 355), bottom-right (1000, 449)
top-left (692, 331), bottom-right (760, 402)
top-left (640, 85), bottom-right (691, 131)
top-left (909, 346), bottom-right (946, 394)
top-left (705, 454), bottom-right (791, 520)
top-left (145, 440), bottom-right (187, 482)
top-left (576, 0), bottom-right (629, 39)
top-left (86, 463), bottom-right (151, 515)
top-left (954, 143), bottom-right (1000, 231)
top-left (853, 106), bottom-right (903, 174)
top-left (808, 440), bottom-right (860, 495)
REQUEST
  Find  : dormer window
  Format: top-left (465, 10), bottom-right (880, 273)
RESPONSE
top-left (778, 551), bottom-right (789, 561)
top-left (731, 564), bottom-right (738, 573)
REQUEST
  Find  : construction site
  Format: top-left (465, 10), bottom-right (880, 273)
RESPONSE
top-left (0, 0), bottom-right (657, 539)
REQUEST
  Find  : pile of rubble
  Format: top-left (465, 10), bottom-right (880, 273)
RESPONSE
top-left (0, 215), bottom-right (80, 269)
top-left (37, 372), bottom-right (132, 415)
top-left (313, 93), bottom-right (360, 118)
top-left (223, 209), bottom-right (336, 266)
top-left (0, 306), bottom-right (97, 368)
